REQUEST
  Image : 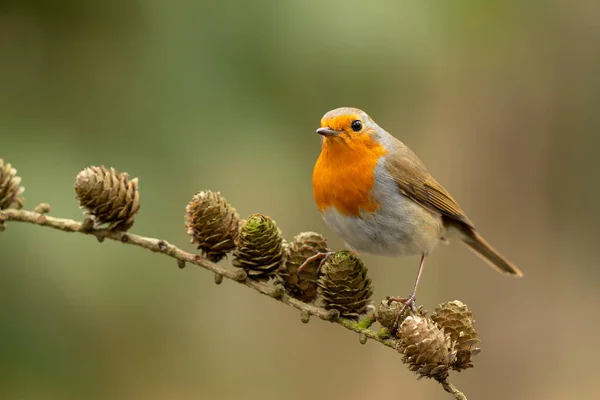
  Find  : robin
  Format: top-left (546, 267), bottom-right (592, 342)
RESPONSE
top-left (302, 107), bottom-right (523, 326)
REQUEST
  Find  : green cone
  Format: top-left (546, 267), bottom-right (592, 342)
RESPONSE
top-left (233, 214), bottom-right (284, 280)
top-left (317, 251), bottom-right (373, 320)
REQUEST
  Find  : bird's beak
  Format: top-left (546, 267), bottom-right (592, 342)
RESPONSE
top-left (316, 127), bottom-right (339, 137)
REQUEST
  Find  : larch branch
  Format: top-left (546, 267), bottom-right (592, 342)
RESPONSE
top-left (0, 206), bottom-right (467, 399)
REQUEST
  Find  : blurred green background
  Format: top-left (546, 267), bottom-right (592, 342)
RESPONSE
top-left (1, 1), bottom-right (599, 399)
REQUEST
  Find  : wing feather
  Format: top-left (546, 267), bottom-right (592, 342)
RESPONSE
top-left (386, 139), bottom-right (474, 229)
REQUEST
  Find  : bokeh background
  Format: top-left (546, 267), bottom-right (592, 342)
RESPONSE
top-left (1, 1), bottom-right (599, 399)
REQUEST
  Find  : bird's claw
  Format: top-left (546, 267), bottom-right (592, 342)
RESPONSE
top-left (296, 250), bottom-right (335, 275)
top-left (389, 294), bottom-right (417, 333)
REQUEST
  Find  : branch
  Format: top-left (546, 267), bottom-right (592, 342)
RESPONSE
top-left (0, 208), bottom-right (390, 337)
top-left (0, 206), bottom-right (467, 399)
top-left (439, 378), bottom-right (468, 400)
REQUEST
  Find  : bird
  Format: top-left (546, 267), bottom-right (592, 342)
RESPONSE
top-left (304, 106), bottom-right (523, 327)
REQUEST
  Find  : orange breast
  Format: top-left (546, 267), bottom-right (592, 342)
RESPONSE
top-left (312, 135), bottom-right (388, 217)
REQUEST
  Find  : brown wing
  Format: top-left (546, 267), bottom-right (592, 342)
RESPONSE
top-left (385, 139), bottom-right (475, 229)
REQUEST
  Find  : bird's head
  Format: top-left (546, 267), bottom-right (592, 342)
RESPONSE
top-left (317, 107), bottom-right (385, 150)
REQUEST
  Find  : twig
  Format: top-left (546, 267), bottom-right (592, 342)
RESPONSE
top-left (438, 377), bottom-right (468, 400)
top-left (0, 209), bottom-right (388, 336)
top-left (0, 206), bottom-right (467, 399)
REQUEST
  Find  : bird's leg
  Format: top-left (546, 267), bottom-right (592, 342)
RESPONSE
top-left (296, 246), bottom-right (335, 275)
top-left (389, 253), bottom-right (428, 332)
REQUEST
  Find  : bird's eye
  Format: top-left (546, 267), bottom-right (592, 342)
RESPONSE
top-left (350, 120), bottom-right (362, 132)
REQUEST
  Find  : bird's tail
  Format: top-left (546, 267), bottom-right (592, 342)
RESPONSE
top-left (460, 229), bottom-right (523, 277)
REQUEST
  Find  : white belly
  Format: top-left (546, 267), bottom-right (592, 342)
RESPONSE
top-left (320, 170), bottom-right (443, 257)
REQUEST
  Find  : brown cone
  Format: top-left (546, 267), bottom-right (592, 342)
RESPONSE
top-left (232, 214), bottom-right (284, 280)
top-left (431, 300), bottom-right (481, 371)
top-left (276, 231), bottom-right (329, 303)
top-left (397, 315), bottom-right (456, 380)
top-left (74, 166), bottom-right (140, 231)
top-left (376, 299), bottom-right (427, 331)
top-left (185, 191), bottom-right (240, 262)
top-left (0, 159), bottom-right (25, 210)
top-left (317, 251), bottom-right (373, 320)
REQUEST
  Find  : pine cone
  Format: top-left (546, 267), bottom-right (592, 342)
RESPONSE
top-left (376, 299), bottom-right (427, 331)
top-left (232, 214), bottom-right (284, 280)
top-left (0, 159), bottom-right (25, 210)
top-left (317, 251), bottom-right (373, 320)
top-left (276, 231), bottom-right (329, 303)
top-left (397, 316), bottom-right (456, 380)
top-left (74, 166), bottom-right (140, 231)
top-left (431, 300), bottom-right (481, 371)
top-left (185, 191), bottom-right (240, 262)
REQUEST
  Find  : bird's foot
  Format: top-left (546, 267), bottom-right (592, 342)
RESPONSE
top-left (296, 249), bottom-right (335, 275)
top-left (388, 293), bottom-right (417, 333)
